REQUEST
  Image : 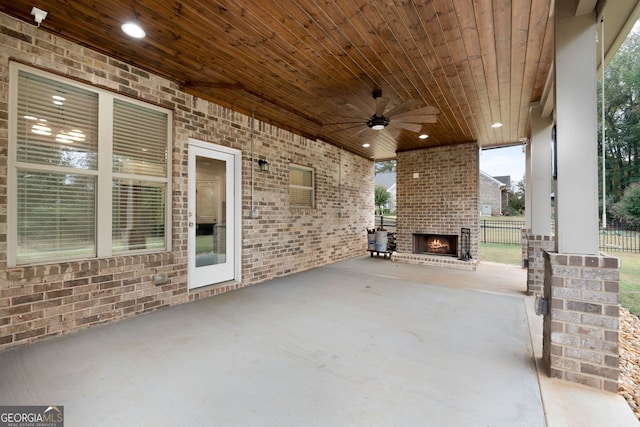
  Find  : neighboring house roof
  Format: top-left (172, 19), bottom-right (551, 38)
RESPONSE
top-left (492, 175), bottom-right (511, 189)
top-left (375, 172), bottom-right (396, 191)
top-left (480, 171), bottom-right (507, 189)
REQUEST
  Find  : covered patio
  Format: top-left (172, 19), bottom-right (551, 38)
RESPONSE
top-left (0, 257), bottom-right (635, 426)
top-left (2, 0), bottom-right (640, 406)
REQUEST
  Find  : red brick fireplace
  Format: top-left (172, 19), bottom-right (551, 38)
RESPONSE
top-left (393, 143), bottom-right (479, 270)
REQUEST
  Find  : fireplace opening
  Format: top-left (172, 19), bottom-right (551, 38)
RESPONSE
top-left (413, 234), bottom-right (458, 257)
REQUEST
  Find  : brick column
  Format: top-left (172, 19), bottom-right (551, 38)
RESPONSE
top-left (542, 252), bottom-right (620, 392)
top-left (526, 234), bottom-right (555, 294)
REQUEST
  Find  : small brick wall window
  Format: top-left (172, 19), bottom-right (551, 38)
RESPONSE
top-left (289, 164), bottom-right (315, 209)
top-left (8, 64), bottom-right (172, 266)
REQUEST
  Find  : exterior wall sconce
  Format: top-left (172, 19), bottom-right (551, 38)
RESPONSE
top-left (257, 159), bottom-right (270, 171)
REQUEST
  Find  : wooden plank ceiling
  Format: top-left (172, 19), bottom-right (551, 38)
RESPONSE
top-left (2, 1), bottom-right (554, 159)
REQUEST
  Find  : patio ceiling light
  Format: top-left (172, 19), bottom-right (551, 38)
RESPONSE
top-left (121, 22), bottom-right (146, 39)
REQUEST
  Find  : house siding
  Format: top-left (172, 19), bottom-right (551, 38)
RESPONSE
top-left (479, 172), bottom-right (504, 216)
top-left (0, 13), bottom-right (373, 350)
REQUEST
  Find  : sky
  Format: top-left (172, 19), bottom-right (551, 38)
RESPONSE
top-left (479, 145), bottom-right (526, 187)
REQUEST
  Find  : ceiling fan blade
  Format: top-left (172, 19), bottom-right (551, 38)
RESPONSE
top-left (323, 120), bottom-right (367, 126)
top-left (327, 123), bottom-right (367, 134)
top-left (352, 126), bottom-right (371, 136)
top-left (388, 122), bottom-right (422, 133)
top-left (344, 103), bottom-right (367, 115)
top-left (384, 126), bottom-right (400, 138)
top-left (384, 99), bottom-right (422, 117)
top-left (388, 105), bottom-right (440, 119)
top-left (375, 97), bottom-right (390, 116)
top-left (388, 114), bottom-right (438, 124)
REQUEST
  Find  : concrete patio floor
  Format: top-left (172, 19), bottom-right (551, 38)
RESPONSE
top-left (0, 256), bottom-right (637, 426)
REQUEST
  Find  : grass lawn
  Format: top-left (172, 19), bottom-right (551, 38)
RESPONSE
top-left (479, 243), bottom-right (523, 266)
top-left (480, 243), bottom-right (640, 315)
top-left (617, 252), bottom-right (640, 315)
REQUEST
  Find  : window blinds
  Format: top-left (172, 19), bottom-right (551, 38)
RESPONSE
top-left (113, 99), bottom-right (167, 177)
top-left (15, 71), bottom-right (98, 263)
top-left (17, 71), bottom-right (98, 169)
top-left (289, 165), bottom-right (314, 208)
top-left (112, 100), bottom-right (168, 252)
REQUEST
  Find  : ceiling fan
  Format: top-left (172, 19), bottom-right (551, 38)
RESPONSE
top-left (329, 89), bottom-right (439, 136)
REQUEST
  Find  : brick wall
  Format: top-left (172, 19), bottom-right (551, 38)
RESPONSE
top-left (395, 144), bottom-right (479, 266)
top-left (542, 251), bottom-right (620, 392)
top-left (526, 234), bottom-right (555, 294)
top-left (0, 14), bottom-right (373, 350)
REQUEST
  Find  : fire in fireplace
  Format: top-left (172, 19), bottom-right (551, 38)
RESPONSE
top-left (413, 234), bottom-right (458, 257)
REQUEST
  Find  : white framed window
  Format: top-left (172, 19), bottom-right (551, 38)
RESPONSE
top-left (8, 63), bottom-right (172, 266)
top-left (289, 164), bottom-right (315, 209)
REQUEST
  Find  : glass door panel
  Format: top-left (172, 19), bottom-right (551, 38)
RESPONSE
top-left (188, 144), bottom-right (234, 288)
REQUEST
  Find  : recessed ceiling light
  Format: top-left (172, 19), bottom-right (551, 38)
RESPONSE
top-left (362, 143), bottom-right (371, 148)
top-left (491, 122), bottom-right (503, 128)
top-left (419, 134), bottom-right (429, 139)
top-left (121, 22), bottom-right (146, 39)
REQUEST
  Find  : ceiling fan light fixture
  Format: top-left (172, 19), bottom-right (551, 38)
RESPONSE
top-left (368, 115), bottom-right (389, 131)
top-left (362, 143), bottom-right (371, 148)
top-left (122, 22), bottom-right (146, 39)
top-left (419, 133), bottom-right (429, 139)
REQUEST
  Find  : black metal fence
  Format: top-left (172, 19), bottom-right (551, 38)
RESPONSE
top-left (375, 216), bottom-right (640, 253)
top-left (600, 226), bottom-right (640, 253)
top-left (481, 220), bottom-right (525, 245)
top-left (480, 219), bottom-right (640, 253)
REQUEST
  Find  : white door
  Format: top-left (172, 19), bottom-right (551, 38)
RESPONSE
top-left (188, 140), bottom-right (241, 288)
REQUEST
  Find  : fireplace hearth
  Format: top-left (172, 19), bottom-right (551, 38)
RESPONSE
top-left (413, 233), bottom-right (458, 257)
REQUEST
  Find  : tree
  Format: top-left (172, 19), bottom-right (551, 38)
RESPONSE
top-left (598, 29), bottom-right (640, 215)
top-left (375, 160), bottom-right (396, 173)
top-left (375, 185), bottom-right (391, 214)
top-left (507, 179), bottom-right (525, 215)
top-left (613, 182), bottom-right (640, 227)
